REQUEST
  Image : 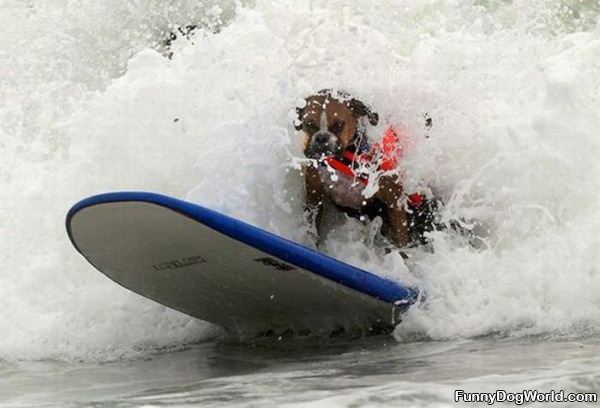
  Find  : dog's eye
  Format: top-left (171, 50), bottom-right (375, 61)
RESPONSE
top-left (304, 122), bottom-right (318, 133)
top-left (331, 121), bottom-right (345, 134)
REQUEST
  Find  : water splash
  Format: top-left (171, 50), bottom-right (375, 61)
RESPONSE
top-left (2, 0), bottom-right (600, 361)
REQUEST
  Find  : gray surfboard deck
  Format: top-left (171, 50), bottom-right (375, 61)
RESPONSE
top-left (66, 192), bottom-right (418, 341)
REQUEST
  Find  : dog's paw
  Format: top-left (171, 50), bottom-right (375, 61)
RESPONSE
top-left (304, 229), bottom-right (320, 250)
top-left (383, 247), bottom-right (410, 260)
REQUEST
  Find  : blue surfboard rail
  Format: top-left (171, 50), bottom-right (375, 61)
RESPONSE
top-left (66, 191), bottom-right (419, 306)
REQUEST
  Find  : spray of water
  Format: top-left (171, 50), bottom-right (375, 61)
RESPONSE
top-left (2, 0), bottom-right (600, 361)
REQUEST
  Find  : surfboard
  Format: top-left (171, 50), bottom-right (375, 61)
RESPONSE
top-left (66, 192), bottom-right (418, 341)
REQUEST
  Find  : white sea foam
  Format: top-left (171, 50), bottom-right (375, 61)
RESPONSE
top-left (1, 0), bottom-right (600, 362)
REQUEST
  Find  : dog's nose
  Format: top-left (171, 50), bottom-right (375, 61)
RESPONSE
top-left (314, 132), bottom-right (329, 145)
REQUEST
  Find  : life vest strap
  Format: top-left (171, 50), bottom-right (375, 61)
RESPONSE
top-left (322, 127), bottom-right (425, 208)
top-left (323, 156), bottom-right (367, 184)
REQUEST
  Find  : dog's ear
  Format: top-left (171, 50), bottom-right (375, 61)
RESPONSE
top-left (348, 98), bottom-right (379, 126)
top-left (294, 106), bottom-right (305, 130)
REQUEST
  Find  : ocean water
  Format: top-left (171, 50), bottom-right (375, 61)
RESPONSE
top-left (1, 0), bottom-right (600, 406)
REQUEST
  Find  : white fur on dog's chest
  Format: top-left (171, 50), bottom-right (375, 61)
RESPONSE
top-left (317, 166), bottom-right (367, 210)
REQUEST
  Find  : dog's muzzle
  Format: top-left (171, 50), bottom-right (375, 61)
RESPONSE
top-left (305, 130), bottom-right (340, 159)
top-left (304, 109), bottom-right (343, 159)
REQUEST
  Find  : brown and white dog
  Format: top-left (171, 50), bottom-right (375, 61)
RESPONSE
top-left (295, 89), bottom-right (410, 248)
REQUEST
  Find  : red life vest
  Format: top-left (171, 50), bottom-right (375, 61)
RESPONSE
top-left (323, 127), bottom-right (424, 208)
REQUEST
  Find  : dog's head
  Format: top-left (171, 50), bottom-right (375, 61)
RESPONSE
top-left (295, 89), bottom-right (379, 159)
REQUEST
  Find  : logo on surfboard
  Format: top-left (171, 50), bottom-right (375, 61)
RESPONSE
top-left (152, 255), bottom-right (207, 271)
top-left (254, 257), bottom-right (296, 271)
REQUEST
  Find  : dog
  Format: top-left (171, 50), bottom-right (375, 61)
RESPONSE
top-left (295, 89), bottom-right (416, 248)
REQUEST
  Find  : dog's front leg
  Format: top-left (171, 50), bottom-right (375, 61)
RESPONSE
top-left (303, 164), bottom-right (326, 247)
top-left (386, 207), bottom-right (409, 248)
top-left (376, 175), bottom-right (409, 248)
